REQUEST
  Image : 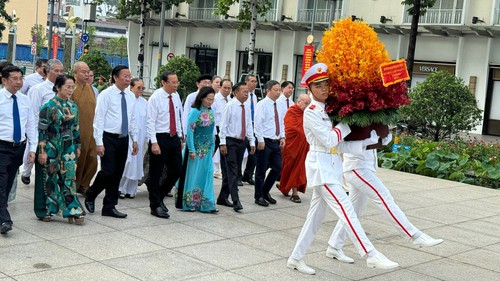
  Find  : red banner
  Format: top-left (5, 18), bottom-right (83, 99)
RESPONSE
top-left (380, 59), bottom-right (410, 87)
top-left (52, 34), bottom-right (59, 59)
top-left (301, 45), bottom-right (315, 87)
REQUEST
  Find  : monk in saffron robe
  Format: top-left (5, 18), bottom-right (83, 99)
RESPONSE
top-left (72, 62), bottom-right (97, 194)
top-left (279, 94), bottom-right (311, 203)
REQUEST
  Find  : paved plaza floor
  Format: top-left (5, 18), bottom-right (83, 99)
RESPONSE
top-left (1, 168), bottom-right (500, 280)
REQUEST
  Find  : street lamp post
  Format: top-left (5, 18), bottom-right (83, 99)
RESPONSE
top-left (157, 0), bottom-right (166, 77)
top-left (7, 11), bottom-right (18, 64)
top-left (47, 0), bottom-right (56, 59)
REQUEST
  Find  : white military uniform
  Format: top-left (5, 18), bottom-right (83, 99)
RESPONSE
top-left (328, 148), bottom-right (420, 249)
top-left (290, 98), bottom-right (378, 259)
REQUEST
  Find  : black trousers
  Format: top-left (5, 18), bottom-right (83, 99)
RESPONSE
top-left (242, 138), bottom-right (256, 180)
top-left (147, 133), bottom-right (182, 210)
top-left (0, 141), bottom-right (26, 224)
top-left (218, 137), bottom-right (247, 202)
top-left (254, 138), bottom-right (282, 200)
top-left (87, 132), bottom-right (128, 211)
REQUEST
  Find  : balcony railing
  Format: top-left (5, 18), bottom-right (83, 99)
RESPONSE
top-left (188, 7), bottom-right (221, 20)
top-left (257, 8), bottom-right (277, 21)
top-left (403, 8), bottom-right (463, 24)
top-left (297, 8), bottom-right (342, 23)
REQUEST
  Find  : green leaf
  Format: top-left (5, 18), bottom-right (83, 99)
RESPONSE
top-left (488, 169), bottom-right (500, 180)
top-left (449, 171), bottom-right (465, 180)
top-left (425, 158), bottom-right (440, 170)
top-left (381, 161), bottom-right (393, 169)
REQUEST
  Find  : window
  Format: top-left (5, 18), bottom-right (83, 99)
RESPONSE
top-left (189, 0), bottom-right (218, 19)
top-left (403, 0), bottom-right (464, 24)
top-left (298, 0), bottom-right (343, 23)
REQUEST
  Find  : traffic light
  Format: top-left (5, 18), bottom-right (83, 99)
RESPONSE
top-left (84, 44), bottom-right (89, 54)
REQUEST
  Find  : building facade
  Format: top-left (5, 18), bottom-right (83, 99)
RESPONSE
top-left (128, 0), bottom-right (500, 136)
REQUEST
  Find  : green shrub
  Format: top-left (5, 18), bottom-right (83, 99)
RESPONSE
top-left (400, 71), bottom-right (483, 141)
top-left (154, 55), bottom-right (200, 100)
top-left (78, 51), bottom-right (112, 81)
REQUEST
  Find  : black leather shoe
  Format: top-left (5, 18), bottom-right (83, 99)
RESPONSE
top-left (233, 201), bottom-right (243, 212)
top-left (216, 198), bottom-right (233, 207)
top-left (21, 176), bottom-right (30, 185)
top-left (160, 201), bottom-right (169, 212)
top-left (102, 208), bottom-right (127, 218)
top-left (242, 176), bottom-right (255, 185)
top-left (84, 199), bottom-right (95, 213)
top-left (264, 193), bottom-right (277, 204)
top-left (255, 197), bottom-right (269, 207)
top-left (151, 207), bottom-right (170, 219)
top-left (1, 221), bottom-right (13, 234)
top-left (237, 180), bottom-right (244, 186)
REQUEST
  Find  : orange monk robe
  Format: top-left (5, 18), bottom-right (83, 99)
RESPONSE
top-left (72, 82), bottom-right (97, 192)
top-left (279, 103), bottom-right (309, 194)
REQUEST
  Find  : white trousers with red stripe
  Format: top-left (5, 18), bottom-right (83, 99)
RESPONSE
top-left (329, 169), bottom-right (419, 250)
top-left (290, 183), bottom-right (375, 260)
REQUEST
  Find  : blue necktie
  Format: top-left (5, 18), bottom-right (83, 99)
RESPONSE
top-left (250, 93), bottom-right (255, 122)
top-left (120, 92), bottom-right (128, 137)
top-left (12, 94), bottom-right (21, 143)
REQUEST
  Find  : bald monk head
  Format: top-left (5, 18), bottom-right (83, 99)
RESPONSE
top-left (73, 61), bottom-right (90, 84)
top-left (297, 93), bottom-right (311, 111)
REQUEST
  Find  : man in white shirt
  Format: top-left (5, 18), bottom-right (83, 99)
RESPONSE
top-left (20, 58), bottom-right (47, 94)
top-left (218, 82), bottom-right (255, 212)
top-left (21, 59), bottom-right (63, 186)
top-left (211, 79), bottom-right (232, 178)
top-left (146, 70), bottom-right (184, 219)
top-left (85, 65), bottom-right (139, 219)
top-left (0, 66), bottom-right (37, 234)
top-left (241, 74), bottom-right (259, 186)
top-left (182, 74), bottom-right (212, 135)
top-left (277, 81), bottom-right (294, 118)
top-left (253, 80), bottom-right (285, 207)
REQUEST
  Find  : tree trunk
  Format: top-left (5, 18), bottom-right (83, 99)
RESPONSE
top-left (406, 0), bottom-right (421, 87)
top-left (247, 0), bottom-right (257, 74)
top-left (138, 0), bottom-right (146, 79)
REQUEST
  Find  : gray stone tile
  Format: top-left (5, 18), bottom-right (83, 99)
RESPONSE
top-left (85, 208), bottom-right (174, 231)
top-left (124, 223), bottom-right (224, 248)
top-left (182, 272), bottom-right (252, 281)
top-left (454, 218), bottom-right (500, 238)
top-left (422, 225), bottom-right (500, 248)
top-left (450, 248), bottom-right (500, 273)
top-left (103, 249), bottom-right (222, 281)
top-left (0, 227), bottom-right (44, 247)
top-left (232, 230), bottom-right (325, 258)
top-left (363, 269), bottom-right (442, 281)
top-left (13, 262), bottom-right (139, 281)
top-left (237, 209), bottom-right (309, 230)
top-left (403, 204), bottom-right (477, 224)
top-left (6, 202), bottom-right (39, 222)
top-left (232, 259), bottom-right (349, 281)
top-left (182, 215), bottom-right (273, 238)
top-left (0, 241), bottom-right (92, 276)
top-left (419, 186), bottom-right (494, 204)
top-left (14, 216), bottom-right (115, 241)
top-left (411, 258), bottom-right (500, 281)
top-left (175, 239), bottom-right (280, 270)
top-left (52, 231), bottom-right (164, 261)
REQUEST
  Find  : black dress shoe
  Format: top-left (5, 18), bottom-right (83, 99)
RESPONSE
top-left (237, 180), bottom-right (244, 186)
top-left (160, 201), bottom-right (169, 212)
top-left (264, 193), bottom-right (277, 204)
top-left (84, 199), bottom-right (95, 213)
top-left (151, 207), bottom-right (170, 219)
top-left (255, 197), bottom-right (269, 207)
top-left (21, 176), bottom-right (30, 185)
top-left (246, 178), bottom-right (255, 185)
top-left (216, 198), bottom-right (233, 207)
top-left (233, 201), bottom-right (243, 212)
top-left (0, 221), bottom-right (13, 234)
top-left (102, 208), bottom-right (127, 218)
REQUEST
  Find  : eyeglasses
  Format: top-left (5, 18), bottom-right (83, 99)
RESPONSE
top-left (8, 77), bottom-right (23, 82)
top-left (63, 85), bottom-right (76, 90)
top-left (136, 86), bottom-right (146, 90)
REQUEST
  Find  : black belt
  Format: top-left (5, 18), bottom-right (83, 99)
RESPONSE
top-left (227, 137), bottom-right (245, 143)
top-left (104, 131), bottom-right (128, 139)
top-left (156, 133), bottom-right (179, 138)
top-left (0, 139), bottom-right (27, 147)
top-left (264, 138), bottom-right (280, 143)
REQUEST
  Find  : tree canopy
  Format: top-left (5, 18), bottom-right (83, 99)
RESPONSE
top-left (214, 0), bottom-right (273, 30)
top-left (0, 0), bottom-right (13, 40)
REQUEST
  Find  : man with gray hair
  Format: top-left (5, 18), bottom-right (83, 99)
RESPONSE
top-left (20, 59), bottom-right (63, 186)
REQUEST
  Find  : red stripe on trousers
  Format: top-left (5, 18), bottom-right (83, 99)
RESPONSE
top-left (333, 127), bottom-right (341, 142)
top-left (323, 184), bottom-right (368, 254)
top-left (352, 169), bottom-right (412, 237)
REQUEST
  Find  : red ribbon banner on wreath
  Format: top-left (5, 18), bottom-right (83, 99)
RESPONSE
top-left (380, 59), bottom-right (410, 87)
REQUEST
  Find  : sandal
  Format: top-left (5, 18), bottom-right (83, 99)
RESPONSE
top-left (290, 195), bottom-right (301, 203)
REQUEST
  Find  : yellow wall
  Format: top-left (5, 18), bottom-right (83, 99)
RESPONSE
top-left (1, 0), bottom-right (48, 45)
